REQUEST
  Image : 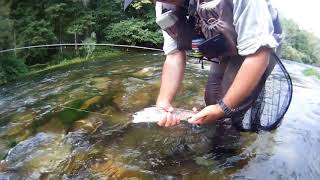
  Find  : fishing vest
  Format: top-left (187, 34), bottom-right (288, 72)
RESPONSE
top-left (156, 0), bottom-right (282, 59)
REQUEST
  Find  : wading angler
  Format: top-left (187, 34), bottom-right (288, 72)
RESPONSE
top-left (125, 0), bottom-right (293, 131)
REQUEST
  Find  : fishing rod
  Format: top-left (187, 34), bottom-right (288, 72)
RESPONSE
top-left (0, 43), bottom-right (164, 53)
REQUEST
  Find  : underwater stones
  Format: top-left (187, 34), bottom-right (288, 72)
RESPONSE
top-left (0, 172), bottom-right (17, 180)
top-left (36, 117), bottom-right (67, 134)
top-left (71, 118), bottom-right (103, 134)
top-left (174, 95), bottom-right (205, 110)
top-left (11, 110), bottom-right (35, 123)
top-left (0, 132), bottom-right (93, 179)
top-left (111, 123), bottom-right (211, 165)
top-left (0, 163), bottom-right (6, 172)
top-left (109, 65), bottom-right (135, 75)
top-left (147, 79), bottom-right (161, 89)
top-left (98, 106), bottom-right (130, 125)
top-left (132, 67), bottom-right (156, 78)
top-left (72, 120), bottom-right (97, 133)
top-left (58, 151), bottom-right (89, 177)
top-left (65, 88), bottom-right (86, 101)
top-left (4, 133), bottom-right (59, 165)
top-left (41, 132), bottom-right (96, 178)
top-left (113, 78), bottom-right (158, 112)
top-left (92, 77), bottom-right (111, 91)
top-left (64, 131), bottom-right (91, 151)
top-left (194, 156), bottom-right (217, 167)
top-left (90, 160), bottom-right (148, 179)
top-left (0, 120), bottom-right (33, 142)
top-left (80, 96), bottom-right (103, 110)
top-left (0, 110), bottom-right (35, 139)
top-left (127, 77), bottom-right (145, 83)
top-left (0, 142), bottom-right (8, 161)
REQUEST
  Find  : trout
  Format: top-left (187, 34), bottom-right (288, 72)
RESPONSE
top-left (132, 106), bottom-right (195, 123)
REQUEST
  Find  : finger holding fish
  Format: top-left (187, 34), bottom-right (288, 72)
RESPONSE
top-left (157, 107), bottom-right (180, 127)
top-left (158, 111), bottom-right (180, 127)
top-left (157, 113), bottom-right (167, 126)
top-left (188, 109), bottom-right (208, 124)
top-left (188, 105), bottom-right (224, 125)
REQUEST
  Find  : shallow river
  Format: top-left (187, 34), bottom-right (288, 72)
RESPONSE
top-left (0, 52), bottom-right (319, 179)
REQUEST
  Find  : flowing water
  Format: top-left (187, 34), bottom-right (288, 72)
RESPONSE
top-left (0, 52), bottom-right (319, 179)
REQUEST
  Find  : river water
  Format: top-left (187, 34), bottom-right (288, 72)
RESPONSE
top-left (0, 52), bottom-right (319, 179)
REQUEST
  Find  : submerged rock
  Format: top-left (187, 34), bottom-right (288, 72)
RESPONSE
top-left (80, 96), bottom-right (104, 110)
top-left (0, 172), bottom-right (17, 180)
top-left (113, 78), bottom-right (159, 112)
top-left (132, 67), bottom-right (156, 78)
top-left (89, 160), bottom-right (152, 179)
top-left (3, 133), bottom-right (61, 165)
top-left (70, 116), bottom-right (103, 134)
top-left (0, 133), bottom-right (71, 179)
top-left (37, 117), bottom-right (67, 134)
top-left (0, 121), bottom-right (33, 142)
top-left (64, 131), bottom-right (91, 151)
top-left (92, 123), bottom-right (215, 172)
top-left (92, 77), bottom-right (111, 91)
top-left (0, 129), bottom-right (101, 179)
top-left (0, 142), bottom-right (8, 161)
top-left (0, 110), bottom-right (36, 142)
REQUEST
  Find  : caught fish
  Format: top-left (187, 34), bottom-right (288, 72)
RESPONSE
top-left (132, 106), bottom-right (195, 123)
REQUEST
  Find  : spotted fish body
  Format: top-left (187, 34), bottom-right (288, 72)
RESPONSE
top-left (132, 106), bottom-right (195, 123)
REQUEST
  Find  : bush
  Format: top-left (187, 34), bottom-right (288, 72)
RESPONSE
top-left (281, 18), bottom-right (320, 65)
top-left (16, 20), bottom-right (57, 65)
top-left (0, 65), bottom-right (6, 84)
top-left (281, 44), bottom-right (312, 63)
top-left (105, 19), bottom-right (163, 47)
top-left (0, 55), bottom-right (28, 84)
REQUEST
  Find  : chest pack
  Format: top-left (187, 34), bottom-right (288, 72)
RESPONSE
top-left (156, 0), bottom-right (282, 59)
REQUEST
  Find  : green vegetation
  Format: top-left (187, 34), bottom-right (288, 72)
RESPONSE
top-left (281, 18), bottom-right (320, 64)
top-left (303, 68), bottom-right (320, 79)
top-left (28, 48), bottom-right (122, 76)
top-left (0, 55), bottom-right (28, 84)
top-left (0, 154), bottom-right (5, 160)
top-left (0, 0), bottom-right (320, 85)
top-left (0, 0), bottom-right (160, 85)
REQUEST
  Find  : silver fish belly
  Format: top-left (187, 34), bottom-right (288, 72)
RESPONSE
top-left (132, 106), bottom-right (195, 123)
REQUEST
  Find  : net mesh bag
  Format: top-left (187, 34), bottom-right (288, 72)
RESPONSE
top-left (233, 51), bottom-right (293, 132)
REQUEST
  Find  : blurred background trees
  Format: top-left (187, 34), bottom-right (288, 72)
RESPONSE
top-left (281, 18), bottom-right (320, 64)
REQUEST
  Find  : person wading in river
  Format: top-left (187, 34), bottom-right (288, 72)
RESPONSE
top-left (124, 0), bottom-right (292, 131)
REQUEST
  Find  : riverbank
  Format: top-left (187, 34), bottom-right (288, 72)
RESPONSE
top-left (28, 49), bottom-right (123, 76)
top-left (1, 49), bottom-right (320, 86)
top-left (0, 48), bottom-right (128, 86)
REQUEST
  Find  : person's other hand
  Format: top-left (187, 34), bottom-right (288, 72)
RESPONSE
top-left (156, 103), bottom-right (181, 127)
top-left (188, 105), bottom-right (224, 125)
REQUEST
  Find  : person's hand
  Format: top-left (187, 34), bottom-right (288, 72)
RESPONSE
top-left (156, 102), bottom-right (181, 127)
top-left (188, 104), bottom-right (224, 125)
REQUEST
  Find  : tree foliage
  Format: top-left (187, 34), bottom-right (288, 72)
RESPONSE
top-left (281, 18), bottom-right (320, 64)
top-left (1, 0), bottom-right (320, 72)
top-left (106, 19), bottom-right (162, 46)
top-left (0, 55), bottom-right (28, 84)
top-left (0, 0), bottom-right (13, 50)
top-left (1, 0), bottom-right (161, 65)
